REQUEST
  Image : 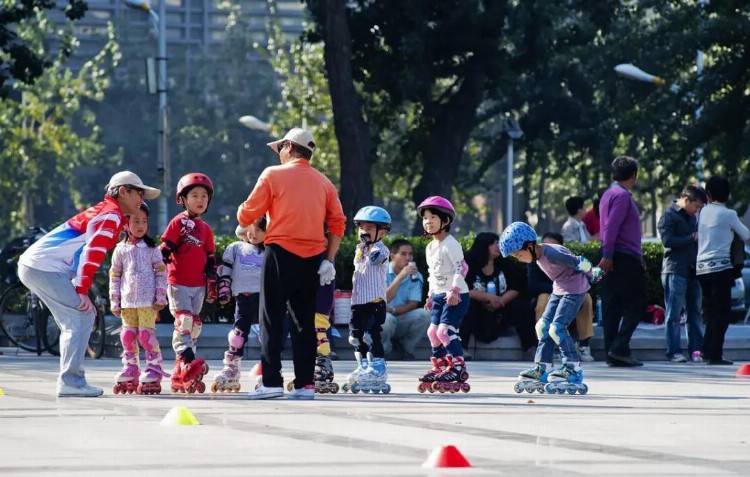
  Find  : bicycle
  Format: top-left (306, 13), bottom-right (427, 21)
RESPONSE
top-left (0, 227), bottom-right (106, 358)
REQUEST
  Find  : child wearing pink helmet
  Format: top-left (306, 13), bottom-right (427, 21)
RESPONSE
top-left (416, 196), bottom-right (471, 393)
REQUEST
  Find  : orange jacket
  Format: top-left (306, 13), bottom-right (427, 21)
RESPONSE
top-left (238, 159), bottom-right (346, 258)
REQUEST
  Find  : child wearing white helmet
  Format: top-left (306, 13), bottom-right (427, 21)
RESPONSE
top-left (499, 221), bottom-right (594, 395)
top-left (416, 196), bottom-right (471, 394)
top-left (210, 216), bottom-right (267, 393)
top-left (342, 206), bottom-right (393, 394)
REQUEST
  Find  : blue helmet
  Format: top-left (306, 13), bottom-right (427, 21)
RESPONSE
top-left (353, 206), bottom-right (392, 230)
top-left (498, 222), bottom-right (537, 257)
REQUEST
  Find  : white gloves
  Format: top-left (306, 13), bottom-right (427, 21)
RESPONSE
top-left (576, 256), bottom-right (592, 273)
top-left (318, 259), bottom-right (336, 286)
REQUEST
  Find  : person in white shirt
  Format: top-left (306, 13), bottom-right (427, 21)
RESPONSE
top-left (561, 196), bottom-right (592, 244)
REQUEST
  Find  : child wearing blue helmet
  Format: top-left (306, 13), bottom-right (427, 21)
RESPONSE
top-left (499, 221), bottom-right (594, 395)
top-left (342, 206), bottom-right (393, 394)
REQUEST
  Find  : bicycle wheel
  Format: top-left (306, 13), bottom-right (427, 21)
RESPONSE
top-left (86, 287), bottom-right (106, 359)
top-left (41, 307), bottom-right (61, 356)
top-left (0, 284), bottom-right (40, 353)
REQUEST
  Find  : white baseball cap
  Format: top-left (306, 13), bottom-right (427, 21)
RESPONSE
top-left (267, 127), bottom-right (316, 154)
top-left (105, 171), bottom-right (161, 200)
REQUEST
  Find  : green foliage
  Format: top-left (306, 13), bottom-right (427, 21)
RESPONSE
top-left (0, 15), bottom-right (120, 236)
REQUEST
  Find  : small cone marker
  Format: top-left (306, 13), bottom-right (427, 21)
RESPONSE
top-left (422, 445), bottom-right (471, 468)
top-left (0, 388), bottom-right (5, 395)
top-left (735, 364), bottom-right (750, 377)
top-left (249, 363), bottom-right (262, 377)
top-left (160, 406), bottom-right (200, 426)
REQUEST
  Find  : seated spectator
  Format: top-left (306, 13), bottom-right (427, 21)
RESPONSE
top-left (381, 239), bottom-right (430, 360)
top-left (460, 232), bottom-right (537, 361)
top-left (561, 196), bottom-right (592, 244)
top-left (528, 232), bottom-right (595, 361)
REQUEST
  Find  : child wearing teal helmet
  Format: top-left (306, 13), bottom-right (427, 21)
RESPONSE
top-left (342, 206), bottom-right (393, 394)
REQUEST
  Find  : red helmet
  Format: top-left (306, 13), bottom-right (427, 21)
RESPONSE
top-left (175, 173), bottom-right (214, 204)
top-left (417, 196), bottom-right (456, 223)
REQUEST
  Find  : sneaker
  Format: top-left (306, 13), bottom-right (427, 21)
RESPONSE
top-left (578, 346), bottom-right (595, 362)
top-left (287, 384), bottom-right (315, 400)
top-left (669, 353), bottom-right (688, 363)
top-left (246, 384), bottom-right (284, 400)
top-left (57, 383), bottom-right (103, 397)
top-left (691, 351), bottom-right (703, 363)
top-left (607, 351), bottom-right (643, 367)
top-left (401, 350), bottom-right (417, 361)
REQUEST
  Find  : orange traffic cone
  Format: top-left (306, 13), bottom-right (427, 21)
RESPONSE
top-left (249, 363), bottom-right (263, 377)
top-left (735, 364), bottom-right (750, 377)
top-left (422, 445), bottom-right (472, 468)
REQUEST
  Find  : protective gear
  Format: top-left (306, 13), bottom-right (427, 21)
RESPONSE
top-left (205, 278), bottom-right (218, 304)
top-left (175, 173), bottom-right (214, 204)
top-left (160, 239), bottom-right (177, 264)
top-left (191, 315), bottom-right (203, 341)
top-left (499, 221), bottom-right (537, 258)
top-left (353, 206), bottom-right (392, 229)
top-left (416, 196), bottom-right (456, 223)
top-left (348, 335), bottom-right (361, 347)
top-left (110, 294), bottom-right (121, 314)
top-left (535, 318), bottom-right (551, 341)
top-left (217, 278), bottom-right (232, 305)
top-left (138, 327), bottom-right (160, 352)
top-left (427, 323), bottom-right (441, 347)
top-left (368, 248), bottom-right (383, 264)
top-left (549, 321), bottom-right (567, 345)
top-left (318, 259), bottom-right (336, 286)
top-left (121, 326), bottom-right (138, 352)
top-left (228, 328), bottom-right (245, 352)
top-left (576, 256), bottom-right (592, 273)
top-left (315, 313), bottom-right (331, 356)
top-left (174, 311), bottom-right (194, 335)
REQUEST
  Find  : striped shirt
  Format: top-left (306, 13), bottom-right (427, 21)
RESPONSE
top-left (351, 241), bottom-right (389, 305)
top-left (426, 234), bottom-right (469, 294)
top-left (19, 196), bottom-right (124, 295)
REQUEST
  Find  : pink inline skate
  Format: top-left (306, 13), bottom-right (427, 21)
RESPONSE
top-left (432, 355), bottom-right (470, 393)
top-left (211, 352), bottom-right (242, 393)
top-left (113, 352), bottom-right (139, 394)
top-left (137, 351), bottom-right (170, 395)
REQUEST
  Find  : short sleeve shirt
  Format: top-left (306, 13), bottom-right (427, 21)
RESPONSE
top-left (385, 262), bottom-right (424, 308)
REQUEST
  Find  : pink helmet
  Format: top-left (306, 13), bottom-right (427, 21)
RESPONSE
top-left (417, 196), bottom-right (456, 223)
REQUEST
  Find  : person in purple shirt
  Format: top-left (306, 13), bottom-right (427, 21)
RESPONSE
top-left (597, 156), bottom-right (646, 367)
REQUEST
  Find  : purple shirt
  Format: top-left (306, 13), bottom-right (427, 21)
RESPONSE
top-left (599, 182), bottom-right (642, 259)
top-left (536, 244), bottom-right (590, 295)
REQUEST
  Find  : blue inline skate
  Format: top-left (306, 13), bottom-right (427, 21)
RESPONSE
top-left (353, 357), bottom-right (391, 394)
top-left (341, 351), bottom-right (369, 393)
top-left (545, 363), bottom-right (588, 395)
top-left (514, 362), bottom-right (550, 394)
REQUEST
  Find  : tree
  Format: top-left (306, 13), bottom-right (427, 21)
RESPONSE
top-left (0, 0), bottom-right (88, 95)
top-left (0, 12), bottom-right (120, 237)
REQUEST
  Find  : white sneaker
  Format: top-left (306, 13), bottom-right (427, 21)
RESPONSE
top-left (669, 353), bottom-right (688, 363)
top-left (57, 383), bottom-right (103, 397)
top-left (247, 384), bottom-right (284, 400)
top-left (287, 384), bottom-right (315, 400)
top-left (578, 346), bottom-right (595, 362)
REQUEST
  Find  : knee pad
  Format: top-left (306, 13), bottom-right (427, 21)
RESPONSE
top-left (363, 332), bottom-right (373, 346)
top-left (174, 311), bottom-right (193, 335)
top-left (191, 316), bottom-right (203, 341)
top-left (137, 327), bottom-right (159, 352)
top-left (549, 322), bottom-right (567, 345)
top-left (120, 326), bottom-right (138, 352)
top-left (427, 324), bottom-right (441, 347)
top-left (228, 328), bottom-right (245, 351)
top-left (437, 323), bottom-right (450, 347)
top-left (535, 318), bottom-right (551, 341)
top-left (316, 328), bottom-right (331, 355)
top-left (314, 312), bottom-right (331, 331)
top-left (348, 333), bottom-right (361, 348)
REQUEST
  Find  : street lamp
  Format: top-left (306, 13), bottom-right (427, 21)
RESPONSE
top-left (124, 0), bottom-right (169, 231)
top-left (501, 118), bottom-right (523, 228)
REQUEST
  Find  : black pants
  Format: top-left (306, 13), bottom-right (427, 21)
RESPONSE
top-left (231, 293), bottom-right (259, 357)
top-left (459, 298), bottom-right (538, 351)
top-left (698, 269), bottom-right (734, 361)
top-left (259, 244), bottom-right (321, 389)
top-left (349, 301), bottom-right (386, 358)
top-left (600, 252), bottom-right (647, 358)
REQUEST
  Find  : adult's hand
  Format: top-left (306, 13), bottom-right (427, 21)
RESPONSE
top-left (77, 293), bottom-right (95, 313)
top-left (597, 258), bottom-right (614, 272)
top-left (318, 259), bottom-right (336, 286)
top-left (399, 262), bottom-right (418, 280)
top-left (487, 294), bottom-right (503, 310)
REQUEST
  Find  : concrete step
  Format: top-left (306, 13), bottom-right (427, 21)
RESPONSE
top-left (101, 315), bottom-right (750, 362)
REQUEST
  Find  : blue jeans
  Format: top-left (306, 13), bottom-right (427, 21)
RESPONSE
top-left (535, 293), bottom-right (585, 364)
top-left (662, 273), bottom-right (703, 357)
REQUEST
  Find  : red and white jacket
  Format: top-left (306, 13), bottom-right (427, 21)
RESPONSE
top-left (19, 196), bottom-right (124, 295)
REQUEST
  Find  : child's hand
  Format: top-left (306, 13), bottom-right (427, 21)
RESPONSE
top-left (447, 287), bottom-right (461, 306)
top-left (112, 308), bottom-right (121, 317)
top-left (576, 256), bottom-right (592, 273)
top-left (424, 293), bottom-right (434, 311)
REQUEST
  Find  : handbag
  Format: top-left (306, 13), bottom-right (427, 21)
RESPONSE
top-left (731, 233), bottom-right (745, 279)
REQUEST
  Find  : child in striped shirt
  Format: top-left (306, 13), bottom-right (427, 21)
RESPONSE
top-left (343, 206), bottom-right (392, 394)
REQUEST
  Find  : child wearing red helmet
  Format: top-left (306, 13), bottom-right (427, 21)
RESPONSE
top-left (416, 196), bottom-right (471, 393)
top-left (160, 172), bottom-right (217, 393)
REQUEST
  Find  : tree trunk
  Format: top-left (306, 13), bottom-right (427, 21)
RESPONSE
top-left (323, 0), bottom-right (373, 232)
top-left (410, 60), bottom-right (486, 235)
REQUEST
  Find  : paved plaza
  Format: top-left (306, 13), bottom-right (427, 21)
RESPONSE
top-left (1, 354), bottom-right (748, 476)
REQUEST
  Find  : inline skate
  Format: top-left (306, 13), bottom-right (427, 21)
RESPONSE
top-left (431, 355), bottom-right (470, 393)
top-left (351, 357), bottom-right (390, 394)
top-left (137, 351), bottom-right (170, 395)
top-left (170, 355), bottom-right (209, 394)
top-left (211, 352), bottom-right (242, 393)
top-left (113, 352), bottom-right (139, 394)
top-left (514, 362), bottom-right (550, 394)
top-left (417, 356), bottom-right (449, 393)
top-left (341, 351), bottom-right (368, 393)
top-left (313, 354), bottom-right (339, 394)
top-left (545, 363), bottom-right (588, 395)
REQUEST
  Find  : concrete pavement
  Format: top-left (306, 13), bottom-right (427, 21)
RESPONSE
top-left (0, 354), bottom-right (748, 476)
